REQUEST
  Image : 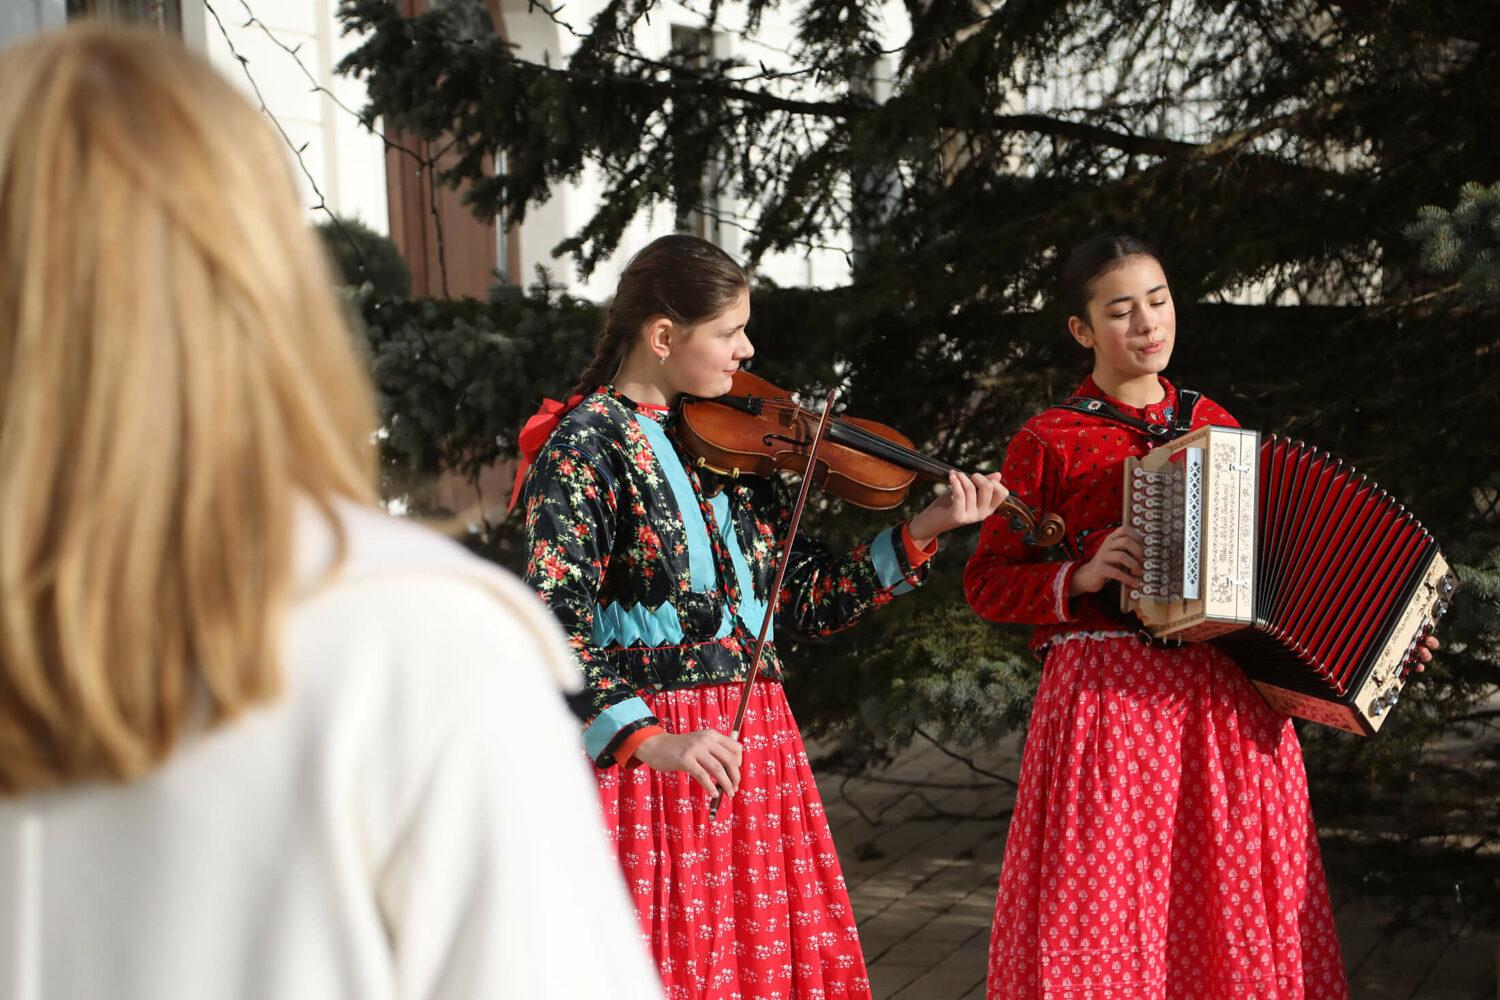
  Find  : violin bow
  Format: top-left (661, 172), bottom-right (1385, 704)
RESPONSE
top-left (708, 387), bottom-right (840, 823)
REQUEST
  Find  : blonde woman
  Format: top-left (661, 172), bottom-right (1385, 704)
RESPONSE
top-left (0, 26), bottom-right (661, 1000)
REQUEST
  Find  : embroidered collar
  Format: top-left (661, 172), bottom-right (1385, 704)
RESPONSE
top-left (1076, 375), bottom-right (1178, 427)
top-left (599, 385), bottom-right (672, 424)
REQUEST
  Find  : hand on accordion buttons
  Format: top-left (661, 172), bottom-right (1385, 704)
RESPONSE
top-left (1069, 525), bottom-right (1145, 597)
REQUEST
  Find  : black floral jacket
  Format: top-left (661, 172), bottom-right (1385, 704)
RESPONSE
top-left (520, 386), bottom-right (933, 767)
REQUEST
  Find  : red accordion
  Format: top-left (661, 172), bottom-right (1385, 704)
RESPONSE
top-left (1122, 426), bottom-right (1455, 735)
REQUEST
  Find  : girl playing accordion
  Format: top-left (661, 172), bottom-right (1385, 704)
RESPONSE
top-left (966, 233), bottom-right (1437, 1000)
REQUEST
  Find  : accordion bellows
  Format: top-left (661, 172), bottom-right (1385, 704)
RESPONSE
top-left (1122, 425), bottom-right (1456, 735)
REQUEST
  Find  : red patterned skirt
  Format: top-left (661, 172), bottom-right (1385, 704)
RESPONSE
top-left (597, 678), bottom-right (871, 1000)
top-left (987, 634), bottom-right (1349, 999)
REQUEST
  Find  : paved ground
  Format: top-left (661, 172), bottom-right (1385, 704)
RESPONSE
top-left (815, 733), bottom-right (1499, 1000)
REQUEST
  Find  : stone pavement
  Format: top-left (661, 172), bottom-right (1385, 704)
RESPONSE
top-left (815, 734), bottom-right (1500, 1000)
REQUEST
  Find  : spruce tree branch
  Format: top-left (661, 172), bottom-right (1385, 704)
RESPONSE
top-left (491, 46), bottom-right (1363, 167)
top-left (527, 0), bottom-right (826, 83)
top-left (344, 7), bottom-right (1201, 160)
top-left (528, 54), bottom-right (1199, 156)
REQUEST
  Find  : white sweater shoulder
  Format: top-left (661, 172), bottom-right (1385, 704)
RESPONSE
top-left (0, 503), bottom-right (662, 1000)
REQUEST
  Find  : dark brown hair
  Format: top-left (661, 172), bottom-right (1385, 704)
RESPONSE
top-left (569, 235), bottom-right (749, 397)
top-left (1059, 233), bottom-right (1162, 323)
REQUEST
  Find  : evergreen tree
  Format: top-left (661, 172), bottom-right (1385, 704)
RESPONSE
top-left (1408, 179), bottom-right (1500, 305)
top-left (338, 0), bottom-right (1500, 935)
top-left (316, 215), bottom-right (413, 301)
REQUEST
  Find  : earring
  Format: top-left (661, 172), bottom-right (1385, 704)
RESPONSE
top-left (658, 354), bottom-right (668, 367)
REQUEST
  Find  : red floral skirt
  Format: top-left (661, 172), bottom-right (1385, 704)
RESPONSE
top-left (988, 635), bottom-right (1349, 999)
top-left (597, 679), bottom-right (871, 1000)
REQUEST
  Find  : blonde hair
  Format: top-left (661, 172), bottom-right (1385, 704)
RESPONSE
top-left (0, 26), bottom-right (379, 793)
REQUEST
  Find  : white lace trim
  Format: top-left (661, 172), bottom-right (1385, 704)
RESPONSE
top-left (1052, 563), bottom-right (1076, 622)
top-left (1044, 629), bottom-right (1136, 648)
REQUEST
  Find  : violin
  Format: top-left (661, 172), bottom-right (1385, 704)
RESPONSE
top-left (676, 370), bottom-right (1066, 547)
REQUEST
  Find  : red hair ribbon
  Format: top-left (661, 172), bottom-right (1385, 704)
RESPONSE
top-left (508, 394), bottom-right (584, 512)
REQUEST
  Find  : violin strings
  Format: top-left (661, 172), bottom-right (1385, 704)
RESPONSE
top-left (710, 394), bottom-right (1031, 527)
top-left (758, 400), bottom-right (953, 476)
top-left (745, 398), bottom-right (957, 478)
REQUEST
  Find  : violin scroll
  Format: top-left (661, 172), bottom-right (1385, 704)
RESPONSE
top-left (1003, 497), bottom-right (1067, 549)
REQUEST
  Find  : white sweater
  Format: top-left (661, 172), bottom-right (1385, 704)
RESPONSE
top-left (0, 504), bottom-right (663, 1000)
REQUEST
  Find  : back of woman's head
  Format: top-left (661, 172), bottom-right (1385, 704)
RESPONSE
top-left (0, 26), bottom-right (378, 794)
top-left (569, 234), bottom-right (748, 396)
top-left (1059, 233), bottom-right (1162, 323)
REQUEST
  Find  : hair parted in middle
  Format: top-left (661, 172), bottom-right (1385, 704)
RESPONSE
top-left (568, 234), bottom-right (749, 397)
top-left (1058, 233), bottom-right (1162, 323)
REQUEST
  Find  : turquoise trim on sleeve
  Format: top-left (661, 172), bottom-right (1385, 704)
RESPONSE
top-left (710, 492), bottom-right (771, 642)
top-left (632, 414), bottom-right (715, 592)
top-left (870, 526), bottom-right (916, 596)
top-left (583, 697), bottom-right (654, 760)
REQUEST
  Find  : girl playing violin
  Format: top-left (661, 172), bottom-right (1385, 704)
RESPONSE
top-left (965, 234), bottom-right (1439, 999)
top-left (518, 234), bottom-right (1008, 999)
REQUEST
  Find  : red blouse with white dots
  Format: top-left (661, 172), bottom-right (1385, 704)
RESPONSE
top-left (964, 374), bottom-right (1238, 649)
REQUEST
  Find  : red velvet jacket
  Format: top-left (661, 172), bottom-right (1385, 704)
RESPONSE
top-left (964, 375), bottom-right (1238, 655)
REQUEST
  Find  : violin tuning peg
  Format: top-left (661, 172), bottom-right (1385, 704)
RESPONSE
top-left (1022, 533), bottom-right (1036, 546)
